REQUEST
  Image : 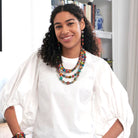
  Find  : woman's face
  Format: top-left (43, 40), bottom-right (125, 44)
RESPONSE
top-left (54, 11), bottom-right (85, 53)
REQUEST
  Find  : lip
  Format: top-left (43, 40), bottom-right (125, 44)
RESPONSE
top-left (61, 35), bottom-right (73, 42)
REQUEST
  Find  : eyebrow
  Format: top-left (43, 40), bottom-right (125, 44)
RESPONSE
top-left (54, 18), bottom-right (75, 26)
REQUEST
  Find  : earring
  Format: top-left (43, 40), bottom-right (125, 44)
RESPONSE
top-left (81, 30), bottom-right (84, 47)
top-left (57, 41), bottom-right (61, 51)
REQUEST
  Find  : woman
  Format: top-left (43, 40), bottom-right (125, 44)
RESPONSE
top-left (0, 4), bottom-right (133, 138)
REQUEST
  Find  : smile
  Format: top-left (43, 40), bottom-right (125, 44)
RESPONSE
top-left (62, 35), bottom-right (73, 42)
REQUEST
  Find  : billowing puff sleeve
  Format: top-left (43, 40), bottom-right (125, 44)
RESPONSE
top-left (0, 52), bottom-right (39, 135)
top-left (92, 59), bottom-right (133, 138)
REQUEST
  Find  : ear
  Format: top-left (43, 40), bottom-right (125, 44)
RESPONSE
top-left (80, 18), bottom-right (85, 30)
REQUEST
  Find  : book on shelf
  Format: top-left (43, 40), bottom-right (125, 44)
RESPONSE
top-left (87, 2), bottom-right (96, 29)
top-left (86, 3), bottom-right (91, 23)
top-left (73, 1), bottom-right (97, 30)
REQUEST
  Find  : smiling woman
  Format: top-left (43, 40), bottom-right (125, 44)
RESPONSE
top-left (54, 11), bottom-right (85, 58)
top-left (0, 3), bottom-right (133, 138)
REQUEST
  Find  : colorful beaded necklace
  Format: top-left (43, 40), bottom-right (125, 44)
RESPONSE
top-left (57, 47), bottom-right (86, 85)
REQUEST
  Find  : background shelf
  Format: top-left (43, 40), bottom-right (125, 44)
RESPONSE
top-left (94, 30), bottom-right (112, 39)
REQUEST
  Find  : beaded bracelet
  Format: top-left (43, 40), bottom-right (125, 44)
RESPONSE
top-left (12, 132), bottom-right (25, 138)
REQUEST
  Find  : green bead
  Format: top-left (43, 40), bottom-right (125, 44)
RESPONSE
top-left (59, 76), bottom-right (63, 80)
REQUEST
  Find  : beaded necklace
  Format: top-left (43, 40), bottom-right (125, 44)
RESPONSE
top-left (57, 47), bottom-right (86, 85)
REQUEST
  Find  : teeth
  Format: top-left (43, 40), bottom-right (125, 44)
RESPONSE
top-left (63, 36), bottom-right (71, 40)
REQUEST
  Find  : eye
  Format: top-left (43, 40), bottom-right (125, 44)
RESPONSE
top-left (68, 22), bottom-right (74, 26)
top-left (55, 25), bottom-right (62, 29)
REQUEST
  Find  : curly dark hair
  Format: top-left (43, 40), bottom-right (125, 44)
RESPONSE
top-left (38, 3), bottom-right (99, 67)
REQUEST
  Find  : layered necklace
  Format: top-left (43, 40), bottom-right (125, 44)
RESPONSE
top-left (56, 47), bottom-right (86, 85)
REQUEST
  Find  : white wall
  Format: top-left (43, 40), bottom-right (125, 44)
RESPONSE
top-left (0, 0), bottom-right (51, 81)
top-left (112, 0), bottom-right (129, 88)
top-left (117, 0), bottom-right (129, 88)
top-left (0, 0), bottom-right (51, 123)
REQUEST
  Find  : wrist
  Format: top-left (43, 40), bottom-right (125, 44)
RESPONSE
top-left (12, 132), bottom-right (25, 138)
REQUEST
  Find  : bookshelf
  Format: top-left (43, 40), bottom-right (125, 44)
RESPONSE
top-left (94, 30), bottom-right (112, 39)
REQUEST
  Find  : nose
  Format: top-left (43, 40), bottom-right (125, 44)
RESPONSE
top-left (61, 26), bottom-right (69, 35)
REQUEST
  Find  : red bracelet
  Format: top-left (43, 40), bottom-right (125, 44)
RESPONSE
top-left (12, 132), bottom-right (25, 138)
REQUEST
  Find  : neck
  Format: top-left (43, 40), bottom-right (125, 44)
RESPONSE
top-left (62, 46), bottom-right (81, 58)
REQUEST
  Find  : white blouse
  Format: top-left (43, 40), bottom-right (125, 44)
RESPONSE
top-left (0, 51), bottom-right (133, 138)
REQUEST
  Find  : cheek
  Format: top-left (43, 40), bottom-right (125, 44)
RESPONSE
top-left (55, 30), bottom-right (59, 39)
top-left (76, 29), bottom-right (81, 38)
top-left (74, 26), bottom-right (81, 36)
